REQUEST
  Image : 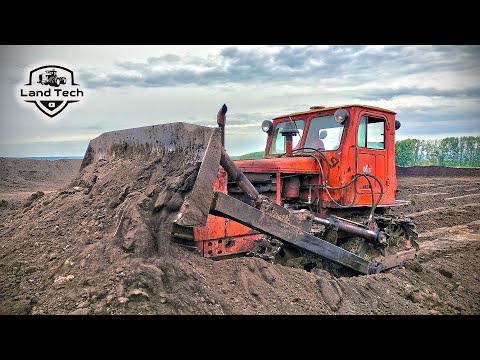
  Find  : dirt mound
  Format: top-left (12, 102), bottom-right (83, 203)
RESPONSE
top-left (0, 158), bottom-right (82, 192)
top-left (1, 142), bottom-right (479, 314)
top-left (0, 158), bottom-right (82, 208)
top-left (397, 165), bottom-right (480, 177)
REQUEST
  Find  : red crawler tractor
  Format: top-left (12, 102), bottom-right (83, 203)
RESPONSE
top-left (84, 104), bottom-right (418, 274)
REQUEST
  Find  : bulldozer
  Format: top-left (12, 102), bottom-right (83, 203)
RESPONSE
top-left (82, 104), bottom-right (418, 275)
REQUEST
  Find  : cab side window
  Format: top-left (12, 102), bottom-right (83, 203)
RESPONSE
top-left (358, 116), bottom-right (385, 149)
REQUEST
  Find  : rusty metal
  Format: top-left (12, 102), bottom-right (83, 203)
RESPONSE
top-left (311, 215), bottom-right (380, 243)
top-left (280, 121), bottom-right (298, 157)
top-left (217, 104), bottom-right (227, 147)
top-left (191, 170), bottom-right (262, 256)
top-left (220, 148), bottom-right (260, 202)
top-left (246, 237), bottom-right (284, 261)
top-left (285, 137), bottom-right (293, 156)
top-left (80, 122), bottom-right (218, 170)
top-left (276, 173), bottom-right (282, 204)
top-left (203, 234), bottom-right (259, 257)
top-left (381, 249), bottom-right (417, 269)
top-left (312, 215), bottom-right (380, 243)
top-left (210, 191), bottom-right (382, 274)
top-left (283, 176), bottom-right (300, 199)
top-left (374, 215), bottom-right (419, 251)
top-left (175, 128), bottom-right (223, 227)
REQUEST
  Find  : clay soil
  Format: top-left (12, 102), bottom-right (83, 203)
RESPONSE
top-left (1, 159), bottom-right (479, 315)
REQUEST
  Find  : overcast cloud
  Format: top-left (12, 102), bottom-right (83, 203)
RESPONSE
top-left (0, 45), bottom-right (479, 157)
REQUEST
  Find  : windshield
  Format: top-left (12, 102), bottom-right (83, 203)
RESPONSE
top-left (269, 119), bottom-right (305, 155)
top-left (304, 115), bottom-right (344, 151)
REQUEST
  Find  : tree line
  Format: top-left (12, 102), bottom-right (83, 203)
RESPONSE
top-left (395, 136), bottom-right (480, 167)
top-left (236, 136), bottom-right (480, 168)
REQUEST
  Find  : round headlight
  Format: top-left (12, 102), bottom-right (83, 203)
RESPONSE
top-left (395, 120), bottom-right (401, 130)
top-left (261, 120), bottom-right (273, 133)
top-left (334, 109), bottom-right (349, 124)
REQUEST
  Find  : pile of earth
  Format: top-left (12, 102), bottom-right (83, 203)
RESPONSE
top-left (0, 146), bottom-right (479, 314)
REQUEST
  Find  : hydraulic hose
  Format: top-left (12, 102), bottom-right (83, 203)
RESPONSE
top-left (290, 147), bottom-right (384, 222)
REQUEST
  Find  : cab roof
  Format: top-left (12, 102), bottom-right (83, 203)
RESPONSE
top-left (273, 104), bottom-right (396, 120)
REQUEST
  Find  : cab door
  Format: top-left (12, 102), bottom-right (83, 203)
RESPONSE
top-left (356, 115), bottom-right (387, 204)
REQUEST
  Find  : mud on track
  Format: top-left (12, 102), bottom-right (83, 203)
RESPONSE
top-left (1, 160), bottom-right (479, 315)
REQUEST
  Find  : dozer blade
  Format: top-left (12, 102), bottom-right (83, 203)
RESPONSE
top-left (80, 122), bottom-right (220, 170)
top-left (80, 122), bottom-right (223, 227)
top-left (175, 128), bottom-right (222, 227)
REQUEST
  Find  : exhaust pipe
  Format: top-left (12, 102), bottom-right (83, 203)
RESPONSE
top-left (217, 104), bottom-right (227, 147)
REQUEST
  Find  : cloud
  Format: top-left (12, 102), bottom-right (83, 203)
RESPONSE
top-left (357, 86), bottom-right (480, 101)
top-left (80, 45), bottom-right (480, 96)
top-left (80, 46), bottom-right (336, 88)
top-left (1, 45), bottom-right (480, 157)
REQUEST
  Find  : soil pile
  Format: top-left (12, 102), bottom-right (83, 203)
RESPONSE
top-left (0, 157), bottom-right (81, 193)
top-left (0, 151), bottom-right (479, 314)
top-left (0, 157), bottom-right (82, 210)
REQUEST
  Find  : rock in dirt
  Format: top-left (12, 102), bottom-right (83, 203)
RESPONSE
top-left (109, 185), bottom-right (130, 209)
top-left (316, 278), bottom-right (343, 312)
top-left (70, 308), bottom-right (89, 315)
top-left (1, 300), bottom-right (33, 315)
top-left (53, 275), bottom-right (75, 288)
top-left (128, 289), bottom-right (150, 302)
top-left (76, 301), bottom-right (88, 309)
top-left (154, 189), bottom-right (172, 211)
top-left (404, 260), bottom-right (423, 273)
top-left (30, 191), bottom-right (44, 200)
top-left (25, 266), bottom-right (39, 274)
top-left (23, 191), bottom-right (45, 208)
top-left (438, 268), bottom-right (454, 278)
top-left (165, 192), bottom-right (184, 211)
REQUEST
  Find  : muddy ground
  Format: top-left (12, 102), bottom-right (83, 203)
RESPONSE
top-left (0, 159), bottom-right (479, 315)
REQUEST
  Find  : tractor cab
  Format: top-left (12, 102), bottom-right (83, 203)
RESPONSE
top-left (262, 105), bottom-right (397, 157)
top-left (233, 105), bottom-right (403, 213)
top-left (265, 109), bottom-right (345, 156)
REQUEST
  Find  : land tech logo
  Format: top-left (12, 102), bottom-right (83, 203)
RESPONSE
top-left (19, 65), bottom-right (85, 117)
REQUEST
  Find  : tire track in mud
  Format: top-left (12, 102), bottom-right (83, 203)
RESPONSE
top-left (395, 176), bottom-right (480, 235)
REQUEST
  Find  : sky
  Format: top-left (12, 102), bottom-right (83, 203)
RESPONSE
top-left (0, 45), bottom-right (479, 157)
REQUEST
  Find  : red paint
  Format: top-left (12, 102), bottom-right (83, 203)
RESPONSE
top-left (285, 137), bottom-right (293, 156)
top-left (193, 168), bottom-right (262, 256)
top-left (276, 172), bottom-right (281, 204)
top-left (193, 105), bottom-right (400, 257)
top-left (238, 105), bottom-right (397, 208)
top-left (283, 176), bottom-right (300, 199)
